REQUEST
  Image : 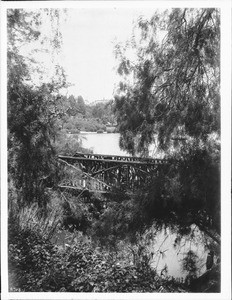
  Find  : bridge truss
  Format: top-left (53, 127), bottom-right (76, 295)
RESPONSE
top-left (58, 152), bottom-right (170, 193)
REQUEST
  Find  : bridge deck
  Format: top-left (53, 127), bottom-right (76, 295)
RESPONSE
top-left (74, 152), bottom-right (169, 162)
top-left (59, 154), bottom-right (169, 166)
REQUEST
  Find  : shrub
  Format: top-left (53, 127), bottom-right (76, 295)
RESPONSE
top-left (10, 212), bottom-right (182, 292)
top-left (53, 131), bottom-right (88, 156)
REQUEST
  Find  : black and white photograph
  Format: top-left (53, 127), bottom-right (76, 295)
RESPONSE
top-left (1, 1), bottom-right (231, 299)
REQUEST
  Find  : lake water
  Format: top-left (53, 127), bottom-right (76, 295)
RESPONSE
top-left (76, 132), bottom-right (208, 279)
top-left (79, 132), bottom-right (163, 158)
top-left (79, 132), bottom-right (129, 156)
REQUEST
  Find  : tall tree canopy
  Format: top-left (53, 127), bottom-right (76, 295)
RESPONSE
top-left (8, 9), bottom-right (67, 206)
top-left (114, 8), bottom-right (220, 239)
top-left (114, 8), bottom-right (220, 156)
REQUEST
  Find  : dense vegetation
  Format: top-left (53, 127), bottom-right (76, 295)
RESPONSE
top-left (114, 8), bottom-right (220, 242)
top-left (9, 201), bottom-right (185, 292)
top-left (57, 95), bottom-right (116, 133)
top-left (7, 8), bottom-right (220, 293)
top-left (114, 8), bottom-right (219, 155)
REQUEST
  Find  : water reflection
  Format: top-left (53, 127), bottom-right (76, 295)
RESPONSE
top-left (147, 226), bottom-right (207, 279)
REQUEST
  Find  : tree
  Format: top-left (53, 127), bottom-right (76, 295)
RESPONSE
top-left (92, 102), bottom-right (105, 120)
top-left (77, 95), bottom-right (86, 116)
top-left (91, 101), bottom-right (116, 125)
top-left (113, 9), bottom-right (220, 243)
top-left (65, 95), bottom-right (86, 117)
top-left (114, 8), bottom-right (220, 155)
top-left (8, 9), bottom-right (67, 207)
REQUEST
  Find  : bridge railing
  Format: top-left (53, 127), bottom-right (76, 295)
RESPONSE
top-left (59, 155), bottom-right (169, 166)
top-left (73, 152), bottom-right (170, 164)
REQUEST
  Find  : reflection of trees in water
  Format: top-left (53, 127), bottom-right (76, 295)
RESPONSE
top-left (133, 224), bottom-right (216, 280)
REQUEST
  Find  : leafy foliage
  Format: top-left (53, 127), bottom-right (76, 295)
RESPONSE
top-left (129, 148), bottom-right (219, 239)
top-left (114, 8), bottom-right (220, 154)
top-left (9, 213), bottom-right (183, 292)
top-left (56, 95), bottom-right (117, 133)
top-left (53, 132), bottom-right (89, 155)
top-left (8, 9), bottom-right (67, 207)
top-left (64, 95), bottom-right (86, 117)
top-left (63, 117), bottom-right (106, 133)
top-left (8, 84), bottom-right (60, 206)
top-left (113, 8), bottom-right (220, 247)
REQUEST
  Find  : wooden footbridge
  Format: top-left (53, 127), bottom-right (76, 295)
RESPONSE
top-left (58, 152), bottom-right (170, 194)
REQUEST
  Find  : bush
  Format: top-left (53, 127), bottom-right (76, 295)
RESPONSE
top-left (61, 197), bottom-right (92, 233)
top-left (63, 117), bottom-right (106, 133)
top-left (53, 131), bottom-right (88, 156)
top-left (9, 219), bottom-right (55, 291)
top-left (8, 216), bottom-right (164, 292)
top-left (9, 198), bottom-right (186, 293)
